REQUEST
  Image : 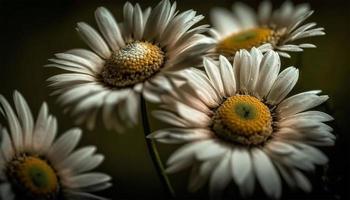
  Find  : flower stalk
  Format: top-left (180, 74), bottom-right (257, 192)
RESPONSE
top-left (140, 96), bottom-right (175, 198)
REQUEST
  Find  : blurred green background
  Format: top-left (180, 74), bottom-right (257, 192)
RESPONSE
top-left (0, 0), bottom-right (349, 199)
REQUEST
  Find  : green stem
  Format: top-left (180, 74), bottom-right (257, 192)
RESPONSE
top-left (140, 96), bottom-right (175, 198)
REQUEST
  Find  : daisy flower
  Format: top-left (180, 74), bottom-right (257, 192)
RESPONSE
top-left (0, 91), bottom-right (112, 200)
top-left (47, 0), bottom-right (214, 130)
top-left (149, 49), bottom-right (335, 199)
top-left (210, 1), bottom-right (325, 59)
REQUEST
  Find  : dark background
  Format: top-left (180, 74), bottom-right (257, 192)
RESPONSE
top-left (0, 0), bottom-right (349, 199)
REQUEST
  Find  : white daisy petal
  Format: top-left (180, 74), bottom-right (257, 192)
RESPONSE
top-left (277, 51), bottom-right (291, 58)
top-left (239, 167), bottom-right (256, 197)
top-left (186, 68), bottom-right (221, 105)
top-left (238, 50), bottom-right (253, 92)
top-left (122, 2), bottom-right (134, 42)
top-left (48, 128), bottom-right (82, 165)
top-left (248, 47), bottom-right (263, 92)
top-left (256, 50), bottom-right (280, 98)
top-left (56, 83), bottom-right (105, 105)
top-left (299, 43), bottom-right (316, 48)
top-left (195, 140), bottom-right (228, 161)
top-left (231, 148), bottom-right (253, 186)
top-left (103, 108), bottom-right (125, 133)
top-left (45, 63), bottom-right (93, 76)
top-left (204, 57), bottom-right (224, 96)
top-left (71, 91), bottom-right (109, 117)
top-left (161, 10), bottom-right (196, 47)
top-left (142, 7), bottom-right (151, 25)
top-left (48, 73), bottom-right (95, 85)
top-left (57, 146), bottom-right (97, 172)
top-left (53, 52), bottom-right (100, 73)
top-left (95, 7), bottom-right (125, 50)
top-left (252, 148), bottom-right (282, 199)
top-left (165, 158), bottom-right (194, 174)
top-left (165, 142), bottom-right (217, 174)
top-left (167, 140), bottom-right (213, 166)
top-left (277, 91), bottom-right (328, 117)
top-left (293, 169), bottom-right (312, 192)
top-left (175, 101), bottom-right (211, 128)
top-left (133, 3), bottom-right (144, 40)
top-left (64, 173), bottom-right (111, 189)
top-left (148, 128), bottom-right (212, 144)
top-left (32, 102), bottom-right (50, 151)
top-left (188, 161), bottom-right (216, 192)
top-left (209, 151), bottom-right (232, 199)
top-left (80, 182), bottom-right (113, 193)
top-left (162, 92), bottom-right (210, 117)
top-left (66, 49), bottom-right (104, 70)
top-left (258, 43), bottom-right (273, 52)
top-left (267, 67), bottom-right (299, 105)
top-left (210, 8), bottom-right (241, 38)
top-left (233, 2), bottom-right (257, 28)
top-left (219, 55), bottom-right (236, 96)
top-left (294, 143), bottom-right (329, 165)
top-left (119, 91), bottom-right (139, 126)
top-left (1, 129), bottom-right (14, 162)
top-left (266, 141), bottom-right (294, 155)
top-left (144, 0), bottom-right (170, 40)
top-left (13, 91), bottom-right (34, 149)
top-left (76, 22), bottom-right (111, 59)
top-left (274, 163), bottom-right (296, 188)
top-left (258, 1), bottom-right (272, 24)
top-left (280, 110), bottom-right (333, 123)
top-left (0, 95), bottom-right (23, 151)
top-left (77, 155), bottom-right (105, 174)
top-left (142, 82), bottom-right (162, 103)
top-left (40, 116), bottom-right (58, 153)
top-left (278, 44), bottom-right (303, 52)
top-left (152, 110), bottom-right (193, 128)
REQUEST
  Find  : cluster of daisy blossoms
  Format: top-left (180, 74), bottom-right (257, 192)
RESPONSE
top-left (0, 0), bottom-right (333, 199)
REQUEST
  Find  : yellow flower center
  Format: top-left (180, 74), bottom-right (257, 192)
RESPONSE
top-left (6, 154), bottom-right (60, 199)
top-left (101, 41), bottom-right (165, 88)
top-left (216, 27), bottom-right (277, 58)
top-left (212, 95), bottom-right (273, 146)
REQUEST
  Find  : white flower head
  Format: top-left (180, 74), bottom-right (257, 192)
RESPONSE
top-left (0, 91), bottom-right (112, 200)
top-left (47, 0), bottom-right (214, 131)
top-left (210, 1), bottom-right (325, 59)
top-left (150, 49), bottom-right (335, 199)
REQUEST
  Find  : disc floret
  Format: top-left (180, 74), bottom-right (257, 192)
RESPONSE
top-left (101, 41), bottom-right (165, 88)
top-left (212, 95), bottom-right (273, 146)
top-left (216, 27), bottom-right (281, 57)
top-left (6, 154), bottom-right (60, 199)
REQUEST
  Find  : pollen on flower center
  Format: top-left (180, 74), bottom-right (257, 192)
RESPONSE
top-left (212, 95), bottom-right (273, 146)
top-left (6, 154), bottom-right (60, 199)
top-left (101, 41), bottom-right (165, 88)
top-left (216, 27), bottom-right (279, 58)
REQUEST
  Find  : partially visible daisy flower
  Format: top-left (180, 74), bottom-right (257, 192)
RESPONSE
top-left (0, 91), bottom-right (111, 200)
top-left (210, 1), bottom-right (325, 59)
top-left (47, 0), bottom-right (214, 130)
top-left (149, 49), bottom-right (335, 199)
